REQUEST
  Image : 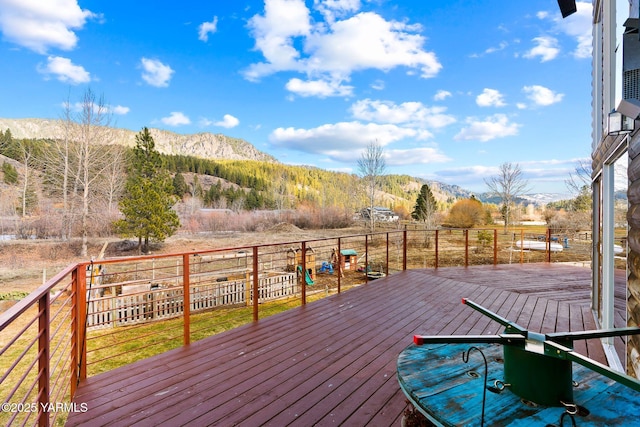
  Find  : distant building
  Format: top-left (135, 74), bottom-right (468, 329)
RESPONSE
top-left (360, 207), bottom-right (399, 222)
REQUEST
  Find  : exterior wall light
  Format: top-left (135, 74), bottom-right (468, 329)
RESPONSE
top-left (608, 109), bottom-right (635, 135)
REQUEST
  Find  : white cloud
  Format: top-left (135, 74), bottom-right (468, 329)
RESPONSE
top-left (270, 121), bottom-right (427, 154)
top-left (140, 58), bottom-right (174, 87)
top-left (198, 17), bottom-right (218, 42)
top-left (244, 1), bottom-right (441, 96)
top-left (63, 100), bottom-right (127, 116)
top-left (433, 90), bottom-right (452, 101)
top-left (384, 147), bottom-right (450, 166)
top-left (470, 41), bottom-right (508, 58)
top-left (38, 56), bottom-right (90, 84)
top-left (537, 1), bottom-right (592, 59)
top-left (304, 12), bottom-right (441, 77)
top-left (523, 36), bottom-right (559, 62)
top-left (214, 114), bottom-right (240, 128)
top-left (476, 88), bottom-right (506, 107)
top-left (0, 0), bottom-right (97, 53)
top-left (286, 77), bottom-right (353, 97)
top-left (112, 105), bottom-right (130, 115)
top-left (436, 165), bottom-right (499, 186)
top-left (438, 159), bottom-right (588, 193)
top-left (244, 0), bottom-right (312, 81)
top-left (161, 112), bottom-right (191, 126)
top-left (371, 79), bottom-right (385, 91)
top-left (350, 99), bottom-right (455, 129)
top-left (523, 85), bottom-right (564, 106)
top-left (314, 0), bottom-right (361, 23)
top-left (270, 121), bottom-right (448, 164)
top-left (555, 1), bottom-right (592, 59)
top-left (454, 114), bottom-right (520, 142)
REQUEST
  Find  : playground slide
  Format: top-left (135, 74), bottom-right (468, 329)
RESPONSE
top-left (297, 265), bottom-right (314, 285)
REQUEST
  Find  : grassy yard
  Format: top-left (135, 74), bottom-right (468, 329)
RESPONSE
top-left (85, 291), bottom-right (331, 377)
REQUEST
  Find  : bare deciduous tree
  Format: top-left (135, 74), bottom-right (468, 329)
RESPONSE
top-left (357, 141), bottom-right (386, 232)
top-left (17, 141), bottom-right (36, 218)
top-left (484, 162), bottom-right (530, 231)
top-left (45, 95), bottom-right (78, 239)
top-left (99, 144), bottom-right (127, 215)
top-left (565, 158), bottom-right (592, 195)
top-left (47, 89), bottom-right (122, 255)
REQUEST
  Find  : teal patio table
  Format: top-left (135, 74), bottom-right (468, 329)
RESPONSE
top-left (397, 342), bottom-right (640, 426)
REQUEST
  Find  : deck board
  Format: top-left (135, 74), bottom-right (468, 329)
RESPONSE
top-left (67, 264), bottom-right (628, 427)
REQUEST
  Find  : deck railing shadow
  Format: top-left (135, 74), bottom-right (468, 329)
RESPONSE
top-left (0, 227), bottom-right (597, 426)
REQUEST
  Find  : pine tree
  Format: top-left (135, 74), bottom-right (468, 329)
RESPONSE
top-left (412, 184), bottom-right (437, 225)
top-left (115, 127), bottom-right (180, 254)
top-left (2, 161), bottom-right (18, 184)
top-left (172, 172), bottom-right (188, 198)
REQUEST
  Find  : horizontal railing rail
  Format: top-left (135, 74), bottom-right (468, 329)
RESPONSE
top-left (0, 227), bottom-right (597, 426)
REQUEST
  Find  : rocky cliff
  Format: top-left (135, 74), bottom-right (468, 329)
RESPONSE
top-left (0, 118), bottom-right (277, 163)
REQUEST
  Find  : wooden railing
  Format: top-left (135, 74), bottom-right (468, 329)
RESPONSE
top-left (0, 228), bottom-right (594, 426)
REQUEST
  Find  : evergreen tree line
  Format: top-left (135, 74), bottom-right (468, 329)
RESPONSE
top-left (1, 126), bottom-right (591, 241)
top-left (0, 128), bottom-right (425, 215)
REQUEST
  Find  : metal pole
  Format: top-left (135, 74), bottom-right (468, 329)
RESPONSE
top-left (403, 229), bottom-right (407, 271)
top-left (465, 229), bottom-right (469, 267)
top-left (70, 267), bottom-right (79, 398)
top-left (182, 254), bottom-right (191, 345)
top-left (365, 235), bottom-right (369, 282)
top-left (435, 229), bottom-right (439, 268)
top-left (77, 264), bottom-right (87, 381)
top-left (253, 246), bottom-right (260, 317)
top-left (301, 242), bottom-right (307, 304)
top-left (385, 232), bottom-right (389, 275)
top-left (493, 229), bottom-right (498, 265)
top-left (337, 238), bottom-right (342, 293)
top-left (38, 291), bottom-right (50, 427)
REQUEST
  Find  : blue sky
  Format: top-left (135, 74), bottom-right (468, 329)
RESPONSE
top-left (0, 0), bottom-right (594, 194)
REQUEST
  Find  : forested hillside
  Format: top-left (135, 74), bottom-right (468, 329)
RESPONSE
top-left (1, 124), bottom-right (472, 244)
top-left (0, 124), bottom-right (466, 216)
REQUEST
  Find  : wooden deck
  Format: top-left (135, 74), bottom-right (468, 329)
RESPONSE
top-left (67, 263), bottom-right (626, 427)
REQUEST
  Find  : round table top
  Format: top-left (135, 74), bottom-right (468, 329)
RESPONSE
top-left (397, 342), bottom-right (640, 426)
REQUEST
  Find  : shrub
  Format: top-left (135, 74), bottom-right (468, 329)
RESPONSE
top-left (444, 199), bottom-right (485, 228)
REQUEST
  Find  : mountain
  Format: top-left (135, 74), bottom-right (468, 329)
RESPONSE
top-left (518, 193), bottom-right (574, 205)
top-left (425, 181), bottom-right (475, 200)
top-left (0, 118), bottom-right (277, 163)
top-left (0, 118), bottom-right (577, 207)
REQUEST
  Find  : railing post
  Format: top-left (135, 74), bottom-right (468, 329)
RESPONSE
top-left (253, 246), bottom-right (260, 318)
top-left (71, 266), bottom-right (79, 398)
top-left (385, 232), bottom-right (389, 275)
top-left (38, 291), bottom-right (50, 427)
top-left (182, 254), bottom-right (191, 346)
top-left (547, 228), bottom-right (552, 263)
top-left (520, 229), bottom-right (524, 264)
top-left (300, 242), bottom-right (306, 305)
top-left (493, 229), bottom-right (498, 265)
top-left (77, 264), bottom-right (87, 381)
top-left (403, 229), bottom-right (407, 271)
top-left (435, 229), bottom-right (439, 269)
top-left (464, 229), bottom-right (469, 267)
top-left (337, 238), bottom-right (342, 293)
top-left (365, 235), bottom-right (369, 281)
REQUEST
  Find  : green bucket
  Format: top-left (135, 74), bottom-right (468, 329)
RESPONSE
top-left (503, 343), bottom-right (573, 406)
